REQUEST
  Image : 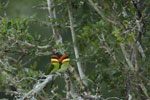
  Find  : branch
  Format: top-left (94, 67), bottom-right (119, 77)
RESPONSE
top-left (67, 3), bottom-right (87, 86)
top-left (121, 42), bottom-right (149, 98)
top-left (6, 56), bottom-right (17, 65)
top-left (97, 34), bottom-right (117, 63)
top-left (125, 72), bottom-right (131, 100)
top-left (68, 65), bottom-right (90, 95)
top-left (64, 73), bottom-right (78, 99)
top-left (47, 0), bottom-right (62, 45)
top-left (88, 0), bottom-right (116, 25)
top-left (81, 95), bottom-right (106, 100)
top-left (136, 40), bottom-right (146, 58)
top-left (30, 19), bottom-right (51, 26)
top-left (120, 43), bottom-right (134, 72)
top-left (23, 57), bottom-right (36, 67)
top-left (91, 0), bottom-right (146, 59)
top-left (21, 74), bottom-right (61, 100)
top-left (89, 0), bottom-right (146, 59)
top-left (20, 41), bottom-right (54, 52)
top-left (132, 0), bottom-right (146, 41)
top-left (138, 80), bottom-right (149, 98)
top-left (132, 43), bottom-right (149, 98)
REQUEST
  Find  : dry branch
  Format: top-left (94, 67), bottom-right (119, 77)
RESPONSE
top-left (67, 2), bottom-right (87, 86)
top-left (47, 0), bottom-right (62, 45)
top-left (20, 74), bottom-right (60, 100)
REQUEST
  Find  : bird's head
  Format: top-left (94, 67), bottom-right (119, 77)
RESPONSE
top-left (59, 54), bottom-right (70, 64)
top-left (51, 53), bottom-right (70, 65)
top-left (51, 55), bottom-right (59, 65)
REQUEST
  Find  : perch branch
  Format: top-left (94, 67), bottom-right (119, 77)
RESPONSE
top-left (21, 74), bottom-right (61, 100)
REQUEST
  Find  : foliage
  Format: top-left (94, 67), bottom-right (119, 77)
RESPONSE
top-left (0, 0), bottom-right (150, 100)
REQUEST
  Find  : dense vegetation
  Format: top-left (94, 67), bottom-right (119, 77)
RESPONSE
top-left (0, 0), bottom-right (150, 100)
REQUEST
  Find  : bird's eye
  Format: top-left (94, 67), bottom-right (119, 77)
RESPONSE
top-left (62, 58), bottom-right (70, 63)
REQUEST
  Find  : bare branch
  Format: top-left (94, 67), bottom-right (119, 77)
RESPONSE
top-left (20, 41), bottom-right (54, 52)
top-left (138, 80), bottom-right (149, 98)
top-left (120, 43), bottom-right (134, 72)
top-left (47, 0), bottom-right (62, 45)
top-left (20, 74), bottom-right (61, 100)
top-left (125, 72), bottom-right (131, 100)
top-left (6, 56), bottom-right (17, 65)
top-left (64, 73), bottom-right (78, 99)
top-left (68, 65), bottom-right (90, 95)
top-left (97, 34), bottom-right (117, 63)
top-left (67, 3), bottom-right (87, 86)
top-left (136, 41), bottom-right (145, 58)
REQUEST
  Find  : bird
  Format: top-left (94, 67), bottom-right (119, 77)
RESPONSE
top-left (49, 53), bottom-right (70, 74)
top-left (50, 55), bottom-right (60, 73)
top-left (58, 54), bottom-right (70, 73)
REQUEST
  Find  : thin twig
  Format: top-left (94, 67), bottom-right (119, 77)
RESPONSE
top-left (88, 0), bottom-right (116, 25)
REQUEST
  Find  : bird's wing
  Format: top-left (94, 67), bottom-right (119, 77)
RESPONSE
top-left (58, 62), bottom-right (69, 72)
